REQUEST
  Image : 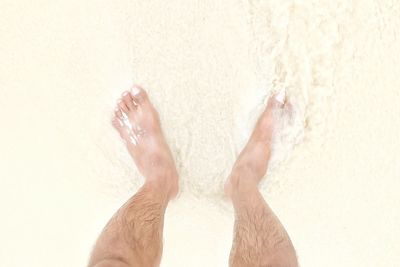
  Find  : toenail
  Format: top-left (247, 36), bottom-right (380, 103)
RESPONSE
top-left (131, 86), bottom-right (141, 96)
top-left (275, 91), bottom-right (286, 104)
top-left (115, 108), bottom-right (119, 112)
top-left (123, 91), bottom-right (129, 96)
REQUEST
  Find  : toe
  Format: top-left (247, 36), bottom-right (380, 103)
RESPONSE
top-left (254, 93), bottom-right (286, 133)
top-left (112, 117), bottom-right (124, 132)
top-left (265, 93), bottom-right (286, 113)
top-left (266, 92), bottom-right (285, 111)
top-left (118, 99), bottom-right (129, 113)
top-left (274, 91), bottom-right (286, 105)
top-left (130, 85), bottom-right (149, 105)
top-left (122, 91), bottom-right (136, 110)
top-left (114, 107), bottom-right (123, 119)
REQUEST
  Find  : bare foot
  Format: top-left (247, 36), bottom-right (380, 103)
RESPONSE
top-left (225, 93), bottom-right (286, 197)
top-left (112, 85), bottom-right (178, 199)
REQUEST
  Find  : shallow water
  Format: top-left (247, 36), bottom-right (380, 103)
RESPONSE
top-left (1, 0), bottom-right (399, 266)
top-left (234, 0), bottom-right (356, 193)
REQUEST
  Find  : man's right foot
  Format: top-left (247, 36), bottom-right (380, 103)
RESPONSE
top-left (225, 93), bottom-right (286, 197)
top-left (112, 85), bottom-right (179, 199)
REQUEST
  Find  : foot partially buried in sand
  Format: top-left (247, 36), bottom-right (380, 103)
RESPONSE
top-left (112, 85), bottom-right (178, 199)
top-left (225, 92), bottom-right (286, 197)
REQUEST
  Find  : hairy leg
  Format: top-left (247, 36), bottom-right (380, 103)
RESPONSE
top-left (89, 181), bottom-right (172, 267)
top-left (228, 178), bottom-right (298, 267)
top-left (225, 94), bottom-right (298, 267)
top-left (89, 86), bottom-right (178, 267)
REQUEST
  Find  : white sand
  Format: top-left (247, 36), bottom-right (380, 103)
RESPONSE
top-left (1, 0), bottom-right (399, 266)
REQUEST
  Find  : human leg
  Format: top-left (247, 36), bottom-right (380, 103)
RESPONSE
top-left (225, 94), bottom-right (298, 267)
top-left (88, 86), bottom-right (178, 267)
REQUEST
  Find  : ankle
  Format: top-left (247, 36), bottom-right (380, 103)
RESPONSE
top-left (145, 172), bottom-right (179, 199)
top-left (233, 149), bottom-right (270, 179)
top-left (225, 171), bottom-right (259, 198)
